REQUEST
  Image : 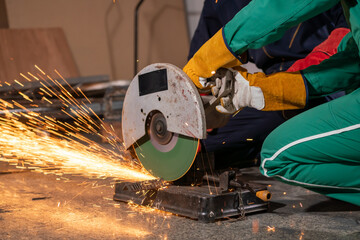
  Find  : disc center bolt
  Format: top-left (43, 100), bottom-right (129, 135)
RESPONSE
top-left (155, 121), bottom-right (165, 135)
top-left (148, 111), bottom-right (173, 145)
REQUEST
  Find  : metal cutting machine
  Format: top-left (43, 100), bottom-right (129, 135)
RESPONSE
top-left (115, 63), bottom-right (271, 222)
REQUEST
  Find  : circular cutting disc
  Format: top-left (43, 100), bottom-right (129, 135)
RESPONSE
top-left (134, 135), bottom-right (199, 181)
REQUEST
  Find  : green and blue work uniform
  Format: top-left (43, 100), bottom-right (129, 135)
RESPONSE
top-left (189, 0), bottom-right (347, 169)
top-left (222, 0), bottom-right (360, 205)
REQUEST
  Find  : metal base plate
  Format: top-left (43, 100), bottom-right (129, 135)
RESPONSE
top-left (114, 182), bottom-right (268, 223)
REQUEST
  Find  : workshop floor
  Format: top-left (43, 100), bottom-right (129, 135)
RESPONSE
top-left (1, 161), bottom-right (360, 240)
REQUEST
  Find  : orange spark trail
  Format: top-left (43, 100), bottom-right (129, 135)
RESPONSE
top-left (0, 66), bottom-right (154, 182)
top-left (0, 122), bottom-right (152, 180)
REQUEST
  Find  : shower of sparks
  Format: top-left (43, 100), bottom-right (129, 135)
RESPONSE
top-left (267, 226), bottom-right (276, 232)
top-left (0, 65), bottom-right (154, 182)
top-left (299, 231), bottom-right (305, 240)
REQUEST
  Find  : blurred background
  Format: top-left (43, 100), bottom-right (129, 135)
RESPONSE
top-left (1, 0), bottom-right (204, 81)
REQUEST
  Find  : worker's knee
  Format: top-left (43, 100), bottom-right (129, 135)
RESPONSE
top-left (259, 123), bottom-right (300, 178)
top-left (259, 130), bottom-right (284, 177)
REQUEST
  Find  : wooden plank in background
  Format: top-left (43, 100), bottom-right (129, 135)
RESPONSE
top-left (0, 0), bottom-right (9, 28)
top-left (0, 28), bottom-right (79, 83)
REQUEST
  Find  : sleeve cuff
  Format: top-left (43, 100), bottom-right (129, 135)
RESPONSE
top-left (300, 70), bottom-right (309, 106)
top-left (222, 28), bottom-right (248, 64)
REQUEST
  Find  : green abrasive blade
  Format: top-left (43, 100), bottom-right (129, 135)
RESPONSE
top-left (134, 135), bottom-right (199, 181)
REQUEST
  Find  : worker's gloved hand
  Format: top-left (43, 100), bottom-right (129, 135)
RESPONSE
top-left (183, 29), bottom-right (246, 89)
top-left (208, 68), bottom-right (235, 98)
top-left (213, 69), bottom-right (264, 114)
top-left (215, 67), bottom-right (307, 114)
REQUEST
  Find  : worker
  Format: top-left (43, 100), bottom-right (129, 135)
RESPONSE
top-left (184, 0), bottom-right (360, 206)
top-left (188, 0), bottom-right (348, 170)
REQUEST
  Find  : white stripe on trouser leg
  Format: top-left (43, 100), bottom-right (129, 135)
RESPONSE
top-left (261, 124), bottom-right (360, 191)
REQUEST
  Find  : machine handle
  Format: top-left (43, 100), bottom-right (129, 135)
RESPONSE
top-left (256, 190), bottom-right (272, 202)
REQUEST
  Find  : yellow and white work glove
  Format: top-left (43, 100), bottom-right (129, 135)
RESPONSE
top-left (183, 29), bottom-right (246, 89)
top-left (213, 67), bottom-right (307, 114)
top-left (213, 70), bottom-right (264, 114)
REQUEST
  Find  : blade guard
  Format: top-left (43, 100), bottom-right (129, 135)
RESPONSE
top-left (122, 63), bottom-right (206, 149)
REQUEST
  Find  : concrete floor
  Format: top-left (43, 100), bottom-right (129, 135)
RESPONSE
top-left (1, 162), bottom-right (360, 240)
